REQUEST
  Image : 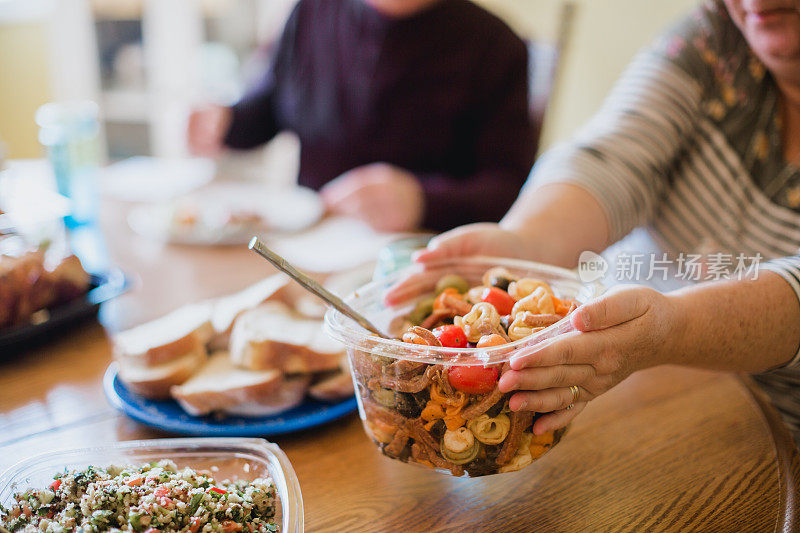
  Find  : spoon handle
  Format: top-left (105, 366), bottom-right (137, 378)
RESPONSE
top-left (248, 237), bottom-right (390, 339)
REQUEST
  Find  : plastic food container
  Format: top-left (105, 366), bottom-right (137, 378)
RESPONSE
top-left (0, 438), bottom-right (303, 532)
top-left (325, 257), bottom-right (602, 477)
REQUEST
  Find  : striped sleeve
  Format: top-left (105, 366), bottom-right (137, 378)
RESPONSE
top-left (762, 255), bottom-right (800, 367)
top-left (531, 51), bottom-right (704, 242)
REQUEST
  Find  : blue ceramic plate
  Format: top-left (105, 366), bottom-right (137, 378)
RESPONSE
top-left (103, 363), bottom-right (358, 437)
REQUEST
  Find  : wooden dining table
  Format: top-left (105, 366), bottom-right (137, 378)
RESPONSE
top-left (2, 195), bottom-right (800, 532)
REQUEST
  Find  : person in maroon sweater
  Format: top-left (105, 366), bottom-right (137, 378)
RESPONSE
top-left (188, 0), bottom-right (536, 232)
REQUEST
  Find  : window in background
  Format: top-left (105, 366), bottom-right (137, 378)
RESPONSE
top-left (90, 0), bottom-right (294, 161)
top-left (93, 9), bottom-right (147, 159)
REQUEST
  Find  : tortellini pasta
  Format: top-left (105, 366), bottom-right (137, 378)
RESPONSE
top-left (454, 302), bottom-right (501, 342)
top-left (466, 286), bottom-right (487, 305)
top-left (507, 314), bottom-right (545, 341)
top-left (467, 413), bottom-right (511, 445)
top-left (511, 286), bottom-right (555, 317)
top-left (498, 433), bottom-right (534, 473)
top-left (507, 278), bottom-right (553, 301)
top-left (441, 427), bottom-right (481, 465)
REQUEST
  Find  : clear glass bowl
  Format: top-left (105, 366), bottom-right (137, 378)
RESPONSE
top-left (325, 256), bottom-right (602, 477)
top-left (0, 437), bottom-right (303, 532)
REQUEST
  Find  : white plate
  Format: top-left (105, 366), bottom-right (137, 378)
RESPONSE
top-left (102, 157), bottom-right (215, 202)
top-left (128, 183), bottom-right (324, 245)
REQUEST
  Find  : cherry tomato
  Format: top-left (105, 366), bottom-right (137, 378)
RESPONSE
top-left (432, 325), bottom-right (468, 348)
top-left (209, 487), bottom-right (227, 495)
top-left (49, 479), bottom-right (61, 491)
top-left (476, 334), bottom-right (507, 348)
top-left (448, 365), bottom-right (499, 394)
top-left (480, 287), bottom-right (515, 316)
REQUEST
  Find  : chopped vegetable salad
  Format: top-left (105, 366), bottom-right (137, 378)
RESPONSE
top-left (0, 461), bottom-right (279, 532)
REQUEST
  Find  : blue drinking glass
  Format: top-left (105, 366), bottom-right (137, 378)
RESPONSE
top-left (36, 101), bottom-right (101, 227)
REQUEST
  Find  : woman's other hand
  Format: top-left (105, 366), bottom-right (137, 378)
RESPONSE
top-left (384, 183), bottom-right (610, 306)
top-left (499, 286), bottom-right (677, 434)
top-left (382, 223), bottom-right (537, 306)
top-left (187, 105), bottom-right (232, 156)
top-left (415, 183), bottom-right (612, 268)
top-left (413, 223), bottom-right (537, 263)
top-left (320, 163), bottom-right (424, 233)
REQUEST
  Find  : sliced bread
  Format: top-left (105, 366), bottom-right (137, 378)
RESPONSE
top-left (229, 302), bottom-right (344, 373)
top-left (308, 371), bottom-right (355, 401)
top-left (117, 344), bottom-right (207, 399)
top-left (113, 302), bottom-right (214, 368)
top-left (277, 264), bottom-right (375, 319)
top-left (210, 274), bottom-right (290, 347)
top-left (171, 351), bottom-right (310, 416)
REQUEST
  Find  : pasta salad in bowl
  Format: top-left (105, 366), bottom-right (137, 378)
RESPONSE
top-left (325, 257), bottom-right (601, 477)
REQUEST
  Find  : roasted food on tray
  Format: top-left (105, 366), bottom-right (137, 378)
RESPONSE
top-left (0, 250), bottom-right (90, 331)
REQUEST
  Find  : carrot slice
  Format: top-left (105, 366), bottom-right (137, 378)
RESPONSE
top-left (433, 288), bottom-right (462, 311)
top-left (552, 296), bottom-right (574, 316)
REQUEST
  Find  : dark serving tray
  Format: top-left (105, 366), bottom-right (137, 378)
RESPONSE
top-left (0, 268), bottom-right (129, 358)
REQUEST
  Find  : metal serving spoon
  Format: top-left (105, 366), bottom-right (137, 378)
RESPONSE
top-left (248, 236), bottom-right (391, 339)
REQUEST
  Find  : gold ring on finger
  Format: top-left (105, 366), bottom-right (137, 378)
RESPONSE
top-left (569, 385), bottom-right (580, 403)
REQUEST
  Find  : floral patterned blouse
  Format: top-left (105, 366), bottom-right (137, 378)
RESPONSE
top-left (531, 0), bottom-right (800, 442)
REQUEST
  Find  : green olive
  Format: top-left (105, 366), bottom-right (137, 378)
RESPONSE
top-left (408, 296), bottom-right (435, 325)
top-left (372, 388), bottom-right (397, 408)
top-left (435, 274), bottom-right (470, 295)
